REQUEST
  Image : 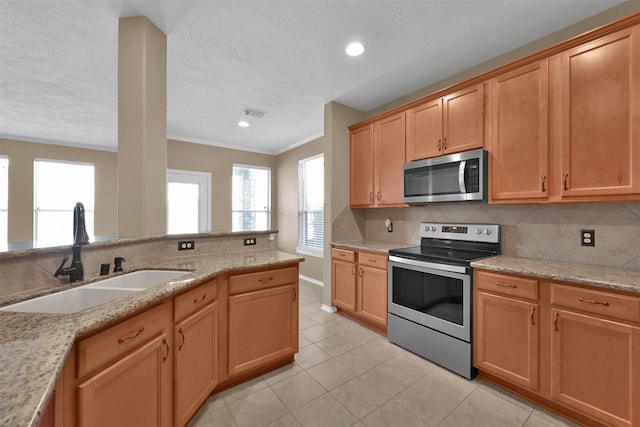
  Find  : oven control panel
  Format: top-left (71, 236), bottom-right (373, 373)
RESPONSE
top-left (420, 223), bottom-right (500, 243)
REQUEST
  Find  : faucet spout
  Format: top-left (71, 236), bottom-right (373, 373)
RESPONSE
top-left (54, 202), bottom-right (90, 283)
top-left (74, 202), bottom-right (90, 246)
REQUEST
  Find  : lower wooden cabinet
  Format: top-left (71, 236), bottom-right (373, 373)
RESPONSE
top-left (228, 284), bottom-right (298, 376)
top-left (174, 298), bottom-right (218, 427)
top-left (77, 334), bottom-right (172, 427)
top-left (331, 248), bottom-right (388, 330)
top-left (474, 269), bottom-right (640, 427)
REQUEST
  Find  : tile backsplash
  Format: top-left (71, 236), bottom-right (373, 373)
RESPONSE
top-left (334, 203), bottom-right (640, 272)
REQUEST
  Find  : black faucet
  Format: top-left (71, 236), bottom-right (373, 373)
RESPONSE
top-left (54, 202), bottom-right (90, 282)
top-left (113, 257), bottom-right (126, 272)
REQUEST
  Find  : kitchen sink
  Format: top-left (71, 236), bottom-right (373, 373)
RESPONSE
top-left (0, 270), bottom-right (192, 314)
top-left (84, 270), bottom-right (192, 290)
top-left (0, 287), bottom-right (139, 314)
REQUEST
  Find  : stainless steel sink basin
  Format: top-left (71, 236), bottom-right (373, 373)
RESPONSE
top-left (0, 287), bottom-right (139, 314)
top-left (0, 270), bottom-right (192, 314)
top-left (84, 270), bottom-right (192, 290)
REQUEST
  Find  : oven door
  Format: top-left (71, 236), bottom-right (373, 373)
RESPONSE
top-left (388, 257), bottom-right (472, 342)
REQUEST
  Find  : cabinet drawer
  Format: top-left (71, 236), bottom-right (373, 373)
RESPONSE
top-left (174, 279), bottom-right (218, 322)
top-left (77, 301), bottom-right (172, 378)
top-left (358, 252), bottom-right (387, 269)
top-left (229, 266), bottom-right (298, 295)
top-left (475, 270), bottom-right (539, 300)
top-left (551, 283), bottom-right (640, 323)
top-left (332, 248), bottom-right (355, 262)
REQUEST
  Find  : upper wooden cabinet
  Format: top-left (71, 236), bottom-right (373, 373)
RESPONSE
top-left (350, 112), bottom-right (406, 207)
top-left (490, 61), bottom-right (549, 202)
top-left (406, 83), bottom-right (485, 161)
top-left (559, 26), bottom-right (640, 199)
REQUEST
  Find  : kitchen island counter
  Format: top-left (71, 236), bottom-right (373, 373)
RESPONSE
top-left (0, 250), bottom-right (303, 427)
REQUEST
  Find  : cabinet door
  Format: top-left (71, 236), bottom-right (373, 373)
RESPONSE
top-left (406, 99), bottom-right (443, 161)
top-left (443, 84), bottom-right (485, 153)
top-left (490, 61), bottom-right (549, 202)
top-left (350, 124), bottom-right (374, 206)
top-left (560, 27), bottom-right (640, 198)
top-left (357, 265), bottom-right (387, 328)
top-left (77, 334), bottom-right (172, 427)
top-left (551, 309), bottom-right (640, 427)
top-left (174, 301), bottom-right (218, 427)
top-left (474, 292), bottom-right (539, 390)
top-left (332, 259), bottom-right (357, 312)
top-left (374, 112), bottom-right (406, 205)
top-left (228, 285), bottom-right (297, 376)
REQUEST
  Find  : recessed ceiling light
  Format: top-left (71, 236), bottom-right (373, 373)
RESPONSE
top-left (238, 121), bottom-right (250, 128)
top-left (346, 42), bottom-right (364, 57)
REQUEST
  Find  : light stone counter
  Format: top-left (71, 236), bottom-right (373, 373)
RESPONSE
top-left (331, 240), bottom-right (409, 254)
top-left (0, 250), bottom-right (303, 427)
top-left (472, 256), bottom-right (640, 295)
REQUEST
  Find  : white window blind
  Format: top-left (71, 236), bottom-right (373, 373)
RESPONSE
top-left (34, 159), bottom-right (94, 246)
top-left (297, 154), bottom-right (324, 257)
top-left (0, 156), bottom-right (8, 250)
top-left (232, 165), bottom-right (271, 231)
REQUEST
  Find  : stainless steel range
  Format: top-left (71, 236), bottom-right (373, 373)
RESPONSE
top-left (387, 222), bottom-right (500, 379)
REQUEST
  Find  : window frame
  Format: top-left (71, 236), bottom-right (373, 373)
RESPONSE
top-left (231, 164), bottom-right (272, 232)
top-left (166, 169), bottom-right (211, 234)
top-left (296, 154), bottom-right (324, 258)
top-left (0, 156), bottom-right (8, 250)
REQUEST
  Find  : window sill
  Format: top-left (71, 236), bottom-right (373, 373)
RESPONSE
top-left (296, 247), bottom-right (324, 258)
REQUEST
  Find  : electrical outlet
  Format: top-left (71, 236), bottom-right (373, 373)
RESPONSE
top-left (244, 237), bottom-right (257, 246)
top-left (178, 240), bottom-right (195, 251)
top-left (580, 229), bottom-right (595, 247)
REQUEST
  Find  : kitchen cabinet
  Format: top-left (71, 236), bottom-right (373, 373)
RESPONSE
top-left (558, 26), bottom-right (640, 200)
top-left (550, 283), bottom-right (640, 427)
top-left (406, 83), bottom-right (484, 161)
top-left (474, 271), bottom-right (540, 390)
top-left (349, 112), bottom-right (406, 207)
top-left (173, 279), bottom-right (219, 427)
top-left (332, 248), bottom-right (357, 311)
top-left (227, 266), bottom-right (299, 376)
top-left (489, 61), bottom-right (549, 202)
top-left (474, 269), bottom-right (640, 427)
top-left (75, 301), bottom-right (173, 427)
top-left (332, 248), bottom-right (388, 330)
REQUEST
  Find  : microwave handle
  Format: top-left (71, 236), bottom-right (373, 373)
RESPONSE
top-left (458, 160), bottom-right (467, 193)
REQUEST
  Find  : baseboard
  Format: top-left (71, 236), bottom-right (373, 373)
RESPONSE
top-left (321, 304), bottom-right (337, 313)
top-left (299, 274), bottom-right (323, 287)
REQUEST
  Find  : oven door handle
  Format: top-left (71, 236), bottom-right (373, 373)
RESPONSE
top-left (388, 256), bottom-right (468, 274)
top-left (458, 160), bottom-right (467, 194)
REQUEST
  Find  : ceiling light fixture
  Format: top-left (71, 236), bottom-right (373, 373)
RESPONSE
top-left (346, 42), bottom-right (364, 57)
top-left (241, 108), bottom-right (267, 118)
top-left (238, 121), bottom-right (250, 128)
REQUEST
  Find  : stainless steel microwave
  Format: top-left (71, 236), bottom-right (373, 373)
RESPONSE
top-left (403, 149), bottom-right (488, 204)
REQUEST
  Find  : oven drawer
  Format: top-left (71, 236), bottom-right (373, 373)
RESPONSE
top-left (332, 248), bottom-right (355, 262)
top-left (550, 283), bottom-right (640, 323)
top-left (358, 252), bottom-right (387, 269)
top-left (475, 270), bottom-right (538, 301)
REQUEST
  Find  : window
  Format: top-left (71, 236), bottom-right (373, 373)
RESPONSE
top-left (232, 165), bottom-right (271, 231)
top-left (34, 159), bottom-right (94, 246)
top-left (0, 156), bottom-right (7, 250)
top-left (297, 154), bottom-right (324, 257)
top-left (167, 169), bottom-right (211, 234)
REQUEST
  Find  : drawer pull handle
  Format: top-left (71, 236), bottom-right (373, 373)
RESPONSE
top-left (553, 312), bottom-right (559, 331)
top-left (351, 265), bottom-right (356, 275)
top-left (162, 338), bottom-right (169, 363)
top-left (193, 294), bottom-right (207, 303)
top-left (340, 253), bottom-right (345, 257)
top-left (118, 327), bottom-right (144, 344)
top-left (178, 328), bottom-right (185, 351)
top-left (259, 276), bottom-right (274, 284)
top-left (369, 259), bottom-right (376, 263)
top-left (578, 297), bottom-right (609, 306)
top-left (496, 282), bottom-right (517, 288)
top-left (530, 306), bottom-right (535, 325)
top-left (541, 175), bottom-right (546, 192)
top-left (563, 173), bottom-right (569, 191)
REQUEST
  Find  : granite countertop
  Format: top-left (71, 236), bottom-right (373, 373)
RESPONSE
top-left (331, 240), bottom-right (409, 254)
top-left (472, 255), bottom-right (640, 295)
top-left (0, 250), bottom-right (303, 427)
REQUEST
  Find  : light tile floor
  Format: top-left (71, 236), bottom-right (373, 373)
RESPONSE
top-left (189, 281), bottom-right (579, 427)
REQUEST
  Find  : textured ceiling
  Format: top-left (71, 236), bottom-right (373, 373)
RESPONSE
top-left (0, 0), bottom-right (626, 154)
